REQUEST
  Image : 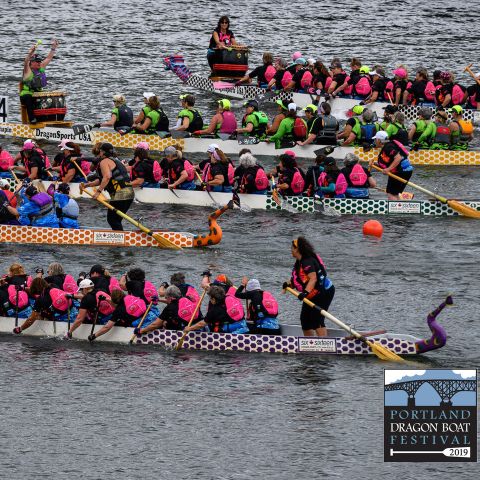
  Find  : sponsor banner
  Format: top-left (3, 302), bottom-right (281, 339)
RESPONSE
top-left (388, 201), bottom-right (422, 214)
top-left (384, 369), bottom-right (477, 462)
top-left (33, 127), bottom-right (93, 145)
top-left (298, 337), bottom-right (337, 353)
top-left (93, 231), bottom-right (126, 245)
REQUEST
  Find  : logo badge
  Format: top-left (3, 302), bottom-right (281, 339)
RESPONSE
top-left (384, 369), bottom-right (477, 462)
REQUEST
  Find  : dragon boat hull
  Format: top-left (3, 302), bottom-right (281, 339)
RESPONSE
top-left (1, 122), bottom-right (479, 165)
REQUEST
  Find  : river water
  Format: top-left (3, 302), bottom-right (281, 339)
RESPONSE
top-left (0, 1), bottom-right (479, 478)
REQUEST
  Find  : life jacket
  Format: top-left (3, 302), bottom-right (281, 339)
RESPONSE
top-left (24, 150), bottom-right (47, 177)
top-left (218, 31), bottom-right (233, 46)
top-left (225, 294), bottom-right (244, 322)
top-left (300, 70), bottom-right (313, 90)
top-left (114, 104), bottom-right (133, 129)
top-left (291, 168), bottom-right (305, 194)
top-left (405, 81), bottom-right (414, 103)
top-left (343, 75), bottom-right (353, 95)
top-left (80, 160), bottom-right (91, 177)
top-left (124, 295), bottom-right (147, 318)
top-left (29, 192), bottom-right (54, 221)
top-left (219, 111), bottom-right (237, 134)
top-left (56, 196), bottom-right (79, 222)
top-left (183, 159), bottom-right (195, 181)
top-left (156, 107), bottom-right (169, 132)
top-left (317, 115), bottom-right (338, 141)
top-left (281, 70), bottom-right (293, 88)
top-left (348, 164), bottom-right (368, 186)
top-left (390, 123), bottom-right (409, 145)
top-left (292, 117), bottom-right (308, 141)
top-left (252, 111), bottom-right (268, 136)
top-left (334, 173), bottom-right (348, 195)
top-left (392, 140), bottom-right (410, 157)
top-left (109, 277), bottom-right (122, 294)
top-left (468, 93), bottom-right (478, 108)
top-left (179, 284), bottom-right (200, 303)
top-left (7, 284), bottom-right (30, 309)
top-left (360, 122), bottom-right (377, 144)
top-left (324, 76), bottom-right (333, 91)
top-left (451, 84), bottom-right (466, 105)
top-left (49, 287), bottom-right (72, 312)
top-left (424, 81), bottom-right (436, 102)
top-left (254, 166), bottom-right (269, 190)
top-left (0, 150), bottom-right (14, 171)
top-left (384, 80), bottom-right (394, 101)
top-left (291, 254), bottom-right (328, 294)
top-left (187, 108), bottom-right (203, 133)
top-left (265, 65), bottom-right (276, 83)
top-left (143, 281), bottom-right (158, 303)
top-left (62, 274), bottom-right (78, 294)
top-left (97, 158), bottom-right (131, 194)
top-left (434, 122), bottom-right (451, 144)
top-left (227, 162), bottom-right (235, 185)
top-left (458, 119), bottom-right (474, 137)
top-left (354, 75), bottom-right (372, 97)
top-left (96, 291), bottom-right (115, 315)
top-left (23, 68), bottom-right (47, 92)
top-left (177, 297), bottom-right (200, 322)
top-left (261, 291), bottom-right (278, 316)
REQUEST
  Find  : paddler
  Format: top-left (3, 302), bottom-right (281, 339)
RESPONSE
top-left (131, 95), bottom-right (169, 135)
top-left (235, 99), bottom-right (268, 140)
top-left (372, 130), bottom-right (413, 200)
top-left (80, 142), bottom-right (134, 231)
top-left (235, 52), bottom-right (276, 88)
top-left (53, 183), bottom-right (80, 228)
top-left (449, 105), bottom-right (474, 150)
top-left (283, 237), bottom-right (335, 337)
top-left (17, 183), bottom-right (59, 227)
top-left (192, 99), bottom-right (237, 137)
top-left (266, 100), bottom-right (288, 136)
top-left (97, 94), bottom-right (133, 133)
top-left (20, 39), bottom-right (59, 124)
top-left (173, 94), bottom-right (204, 134)
top-left (0, 179), bottom-right (19, 225)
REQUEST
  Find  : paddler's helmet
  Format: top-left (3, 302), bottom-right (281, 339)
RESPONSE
top-left (218, 99), bottom-right (231, 110)
top-left (78, 279), bottom-right (94, 290)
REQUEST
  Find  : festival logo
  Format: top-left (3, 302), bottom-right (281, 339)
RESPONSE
top-left (384, 369), bottom-right (477, 462)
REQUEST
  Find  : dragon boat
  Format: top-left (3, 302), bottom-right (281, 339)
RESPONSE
top-left (1, 121), bottom-right (479, 165)
top-left (0, 203), bottom-right (228, 249)
top-left (162, 55), bottom-right (480, 124)
top-left (0, 297), bottom-right (450, 357)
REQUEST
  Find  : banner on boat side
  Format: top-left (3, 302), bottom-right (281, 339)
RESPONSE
top-left (384, 369), bottom-right (477, 462)
top-left (0, 96), bottom-right (8, 123)
top-left (298, 337), bottom-right (337, 353)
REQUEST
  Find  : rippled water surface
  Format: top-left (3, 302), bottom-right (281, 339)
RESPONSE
top-left (1, 1), bottom-right (479, 478)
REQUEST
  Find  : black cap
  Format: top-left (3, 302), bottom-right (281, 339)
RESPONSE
top-left (243, 99), bottom-right (259, 110)
top-left (383, 105), bottom-right (398, 114)
top-left (89, 264), bottom-right (104, 275)
top-left (323, 157), bottom-right (336, 166)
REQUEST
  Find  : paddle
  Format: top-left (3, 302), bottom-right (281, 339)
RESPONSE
top-left (255, 90), bottom-right (276, 104)
top-left (80, 186), bottom-right (182, 249)
top-left (72, 124), bottom-right (96, 136)
top-left (464, 64), bottom-right (480, 86)
top-left (285, 287), bottom-right (406, 362)
top-left (129, 300), bottom-right (154, 344)
top-left (271, 176), bottom-right (298, 213)
top-left (88, 296), bottom-right (102, 341)
top-left (195, 170), bottom-right (219, 206)
top-left (370, 164), bottom-right (480, 218)
top-left (175, 288), bottom-right (207, 350)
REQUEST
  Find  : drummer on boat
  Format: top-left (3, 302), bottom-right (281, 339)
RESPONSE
top-left (20, 39), bottom-right (59, 124)
top-left (207, 15), bottom-right (237, 71)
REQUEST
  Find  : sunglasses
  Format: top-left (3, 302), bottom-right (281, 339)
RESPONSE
top-left (221, 21), bottom-right (229, 24)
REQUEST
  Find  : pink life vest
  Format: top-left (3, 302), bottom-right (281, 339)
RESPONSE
top-left (469, 93), bottom-right (478, 108)
top-left (349, 164), bottom-right (368, 186)
top-left (355, 76), bottom-right (372, 96)
top-left (424, 81), bottom-right (436, 102)
top-left (63, 274), bottom-right (78, 294)
top-left (324, 76), bottom-right (333, 90)
top-left (392, 139), bottom-right (410, 156)
top-left (183, 159), bottom-right (195, 181)
top-left (109, 277), bottom-right (122, 294)
top-left (281, 71), bottom-right (293, 88)
top-left (254, 167), bottom-right (269, 190)
top-left (178, 297), bottom-right (200, 322)
top-left (452, 84), bottom-right (466, 105)
top-left (291, 168), bottom-right (305, 194)
top-left (201, 163), bottom-right (211, 183)
top-left (80, 160), bottom-right (91, 177)
top-left (291, 254), bottom-right (327, 292)
top-left (384, 80), bottom-right (394, 101)
top-left (262, 291), bottom-right (278, 316)
top-left (7, 284), bottom-right (29, 309)
top-left (335, 173), bottom-right (348, 195)
top-left (265, 65), bottom-right (276, 83)
top-left (300, 70), bottom-right (313, 90)
top-left (227, 162), bottom-right (235, 185)
top-left (219, 111), bottom-right (237, 134)
top-left (343, 75), bottom-right (353, 95)
top-left (225, 294), bottom-right (244, 321)
top-left (185, 285), bottom-right (200, 303)
top-left (49, 288), bottom-right (72, 312)
top-left (96, 291), bottom-right (115, 315)
top-left (0, 150), bottom-right (14, 171)
top-left (143, 281), bottom-right (158, 303)
top-left (152, 160), bottom-right (163, 182)
top-left (124, 295), bottom-right (147, 318)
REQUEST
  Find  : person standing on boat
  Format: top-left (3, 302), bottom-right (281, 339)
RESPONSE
top-left (372, 130), bottom-right (413, 200)
top-left (17, 184), bottom-right (59, 227)
top-left (80, 142), bottom-right (134, 231)
top-left (235, 278), bottom-right (281, 335)
top-left (207, 15), bottom-right (237, 71)
top-left (20, 39), bottom-right (59, 124)
top-left (173, 95), bottom-right (204, 134)
top-left (192, 99), bottom-right (237, 137)
top-left (284, 236), bottom-right (335, 337)
top-left (97, 94), bottom-right (133, 133)
top-left (12, 277), bottom-right (77, 334)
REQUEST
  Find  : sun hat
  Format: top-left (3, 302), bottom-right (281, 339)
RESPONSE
top-left (275, 99), bottom-right (289, 110)
top-left (450, 105), bottom-right (463, 114)
top-left (392, 68), bottom-right (407, 79)
top-left (164, 146), bottom-right (177, 156)
top-left (78, 279), bottom-right (94, 290)
top-left (60, 144), bottom-right (74, 151)
top-left (359, 66), bottom-right (370, 74)
top-left (218, 99), bottom-right (231, 110)
top-left (284, 150), bottom-right (296, 159)
top-left (294, 58), bottom-right (307, 66)
top-left (136, 141), bottom-right (150, 150)
top-left (207, 143), bottom-right (219, 153)
top-left (372, 131), bottom-right (389, 142)
top-left (246, 279), bottom-right (261, 291)
top-left (291, 51), bottom-right (302, 61)
top-left (287, 102), bottom-right (297, 111)
top-left (143, 92), bottom-right (155, 99)
top-left (352, 105), bottom-right (365, 115)
top-left (23, 140), bottom-right (36, 150)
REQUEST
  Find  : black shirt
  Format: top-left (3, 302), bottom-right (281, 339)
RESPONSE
top-left (79, 291), bottom-right (98, 311)
top-left (249, 64), bottom-right (271, 85)
top-left (407, 80), bottom-right (427, 102)
top-left (204, 302), bottom-right (230, 328)
top-left (91, 275), bottom-right (110, 293)
top-left (292, 68), bottom-right (308, 90)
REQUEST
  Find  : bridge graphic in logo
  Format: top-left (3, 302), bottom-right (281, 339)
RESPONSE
top-left (384, 369), bottom-right (477, 462)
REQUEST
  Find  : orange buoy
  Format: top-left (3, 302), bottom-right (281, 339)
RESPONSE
top-left (363, 219), bottom-right (383, 238)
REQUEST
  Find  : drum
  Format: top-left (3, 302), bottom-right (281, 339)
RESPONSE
top-left (212, 47), bottom-right (249, 79)
top-left (33, 90), bottom-right (67, 122)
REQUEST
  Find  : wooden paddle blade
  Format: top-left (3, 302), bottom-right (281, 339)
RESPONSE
top-left (152, 233), bottom-right (182, 250)
top-left (447, 200), bottom-right (480, 219)
top-left (367, 340), bottom-right (407, 363)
